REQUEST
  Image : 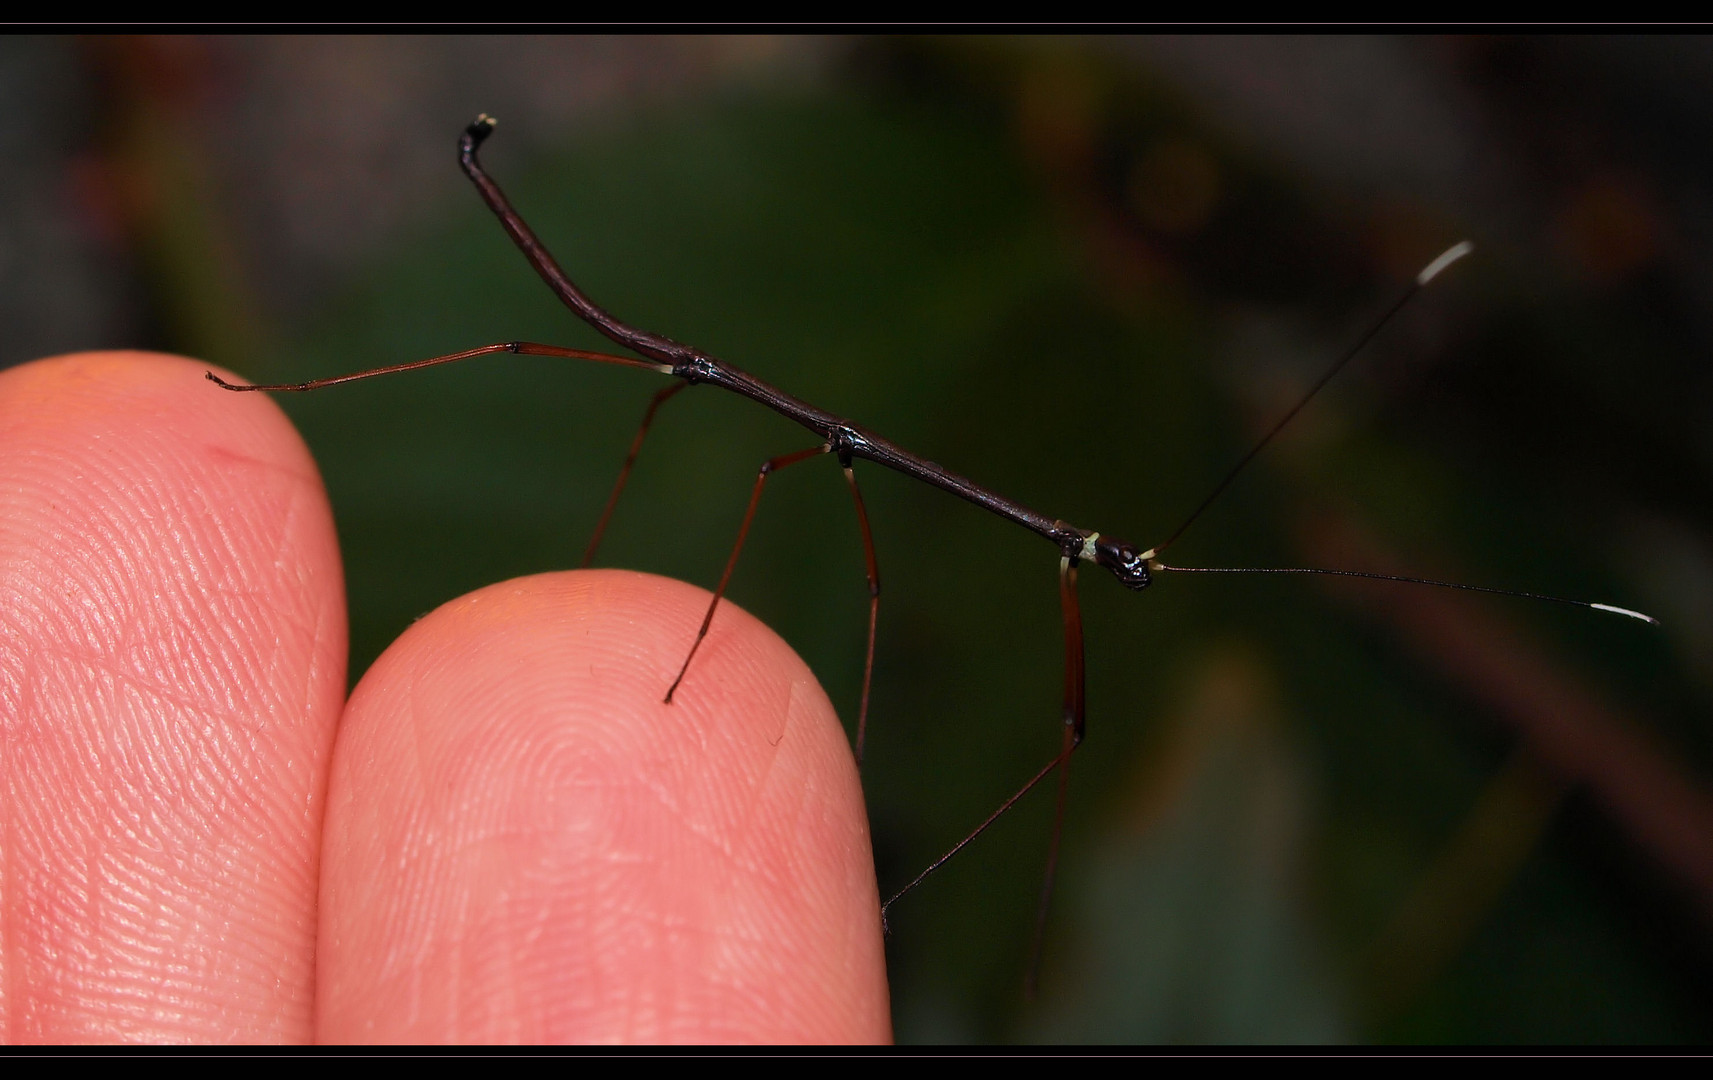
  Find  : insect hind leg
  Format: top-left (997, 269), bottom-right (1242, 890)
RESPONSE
top-left (582, 381), bottom-right (688, 568)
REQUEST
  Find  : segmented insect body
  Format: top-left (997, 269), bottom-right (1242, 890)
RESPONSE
top-left (212, 114), bottom-right (1658, 1018)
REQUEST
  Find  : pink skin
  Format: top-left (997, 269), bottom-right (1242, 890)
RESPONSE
top-left (0, 352), bottom-right (890, 1044)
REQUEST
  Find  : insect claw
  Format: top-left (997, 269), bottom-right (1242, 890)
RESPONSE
top-left (206, 372), bottom-right (251, 391)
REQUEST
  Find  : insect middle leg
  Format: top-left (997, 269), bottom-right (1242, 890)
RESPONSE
top-left (663, 443), bottom-right (885, 766)
top-left (664, 443), bottom-right (831, 704)
top-left (842, 459), bottom-right (881, 768)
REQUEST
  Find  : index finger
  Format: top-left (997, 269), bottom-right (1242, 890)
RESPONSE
top-left (316, 569), bottom-right (892, 1044)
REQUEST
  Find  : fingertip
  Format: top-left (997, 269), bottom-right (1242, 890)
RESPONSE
top-left (319, 569), bottom-right (890, 1044)
top-left (0, 351), bottom-right (345, 1041)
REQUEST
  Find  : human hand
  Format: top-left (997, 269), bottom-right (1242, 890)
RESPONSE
top-left (0, 351), bottom-right (890, 1043)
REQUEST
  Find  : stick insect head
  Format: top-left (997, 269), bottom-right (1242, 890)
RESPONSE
top-left (1087, 533), bottom-right (1152, 590)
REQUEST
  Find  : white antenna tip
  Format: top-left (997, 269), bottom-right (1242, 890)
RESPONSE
top-left (1590, 602), bottom-right (1659, 626)
top-left (1416, 240), bottom-right (1475, 286)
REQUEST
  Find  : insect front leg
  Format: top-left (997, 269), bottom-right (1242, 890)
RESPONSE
top-left (880, 549), bottom-right (1087, 957)
top-left (1026, 550), bottom-right (1086, 994)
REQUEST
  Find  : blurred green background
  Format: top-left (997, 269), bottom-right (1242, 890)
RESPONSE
top-left (10, 35), bottom-right (1713, 1043)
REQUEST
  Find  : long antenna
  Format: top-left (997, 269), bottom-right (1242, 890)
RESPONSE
top-left (1151, 242), bottom-right (1475, 559)
top-left (1151, 561), bottom-right (1659, 625)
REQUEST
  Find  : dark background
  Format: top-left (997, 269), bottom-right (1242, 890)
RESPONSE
top-left (8, 34), bottom-right (1713, 1043)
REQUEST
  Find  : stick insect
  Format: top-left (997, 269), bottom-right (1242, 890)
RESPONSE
top-left (209, 115), bottom-right (1657, 990)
